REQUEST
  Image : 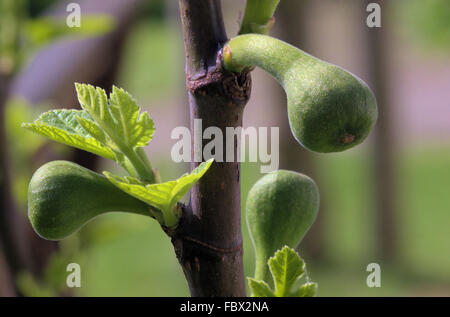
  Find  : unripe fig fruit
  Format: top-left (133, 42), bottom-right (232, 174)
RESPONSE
top-left (246, 170), bottom-right (319, 283)
top-left (28, 160), bottom-right (151, 240)
top-left (223, 34), bottom-right (378, 153)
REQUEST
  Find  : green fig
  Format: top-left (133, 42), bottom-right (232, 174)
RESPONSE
top-left (28, 160), bottom-right (152, 240)
top-left (246, 170), bottom-right (319, 283)
top-left (223, 34), bottom-right (378, 153)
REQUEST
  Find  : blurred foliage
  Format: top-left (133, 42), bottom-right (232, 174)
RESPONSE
top-left (26, 0), bottom-right (57, 18)
top-left (5, 98), bottom-right (72, 211)
top-left (70, 212), bottom-right (188, 296)
top-left (316, 149), bottom-right (376, 264)
top-left (25, 15), bottom-right (115, 48)
top-left (2, 0), bottom-right (115, 212)
top-left (0, 0), bottom-right (25, 74)
top-left (117, 21), bottom-right (183, 102)
top-left (316, 145), bottom-right (450, 277)
top-left (5, 99), bottom-right (45, 209)
top-left (398, 147), bottom-right (450, 280)
top-left (7, 1), bottom-right (450, 297)
top-left (0, 0), bottom-right (115, 76)
top-left (5, 99), bottom-right (44, 160)
top-left (25, 0), bottom-right (167, 21)
top-left (17, 236), bottom-right (85, 297)
top-left (398, 0), bottom-right (450, 51)
top-left (16, 272), bottom-right (56, 297)
top-left (136, 0), bottom-right (166, 21)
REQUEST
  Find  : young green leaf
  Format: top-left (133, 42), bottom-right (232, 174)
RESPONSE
top-left (103, 159), bottom-right (214, 227)
top-left (269, 245), bottom-right (306, 296)
top-left (248, 246), bottom-right (317, 297)
top-left (109, 85), bottom-right (155, 148)
top-left (295, 282), bottom-right (318, 297)
top-left (74, 83), bottom-right (155, 182)
top-left (23, 84), bottom-right (156, 182)
top-left (75, 83), bottom-right (155, 150)
top-left (22, 109), bottom-right (115, 160)
top-left (75, 115), bottom-right (113, 149)
top-left (247, 278), bottom-right (274, 297)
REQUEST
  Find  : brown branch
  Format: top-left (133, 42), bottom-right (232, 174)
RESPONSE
top-left (170, 0), bottom-right (251, 296)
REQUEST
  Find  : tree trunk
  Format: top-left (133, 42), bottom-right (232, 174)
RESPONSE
top-left (169, 0), bottom-right (251, 296)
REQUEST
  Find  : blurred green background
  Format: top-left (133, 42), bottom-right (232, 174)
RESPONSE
top-left (1, 0), bottom-right (449, 297)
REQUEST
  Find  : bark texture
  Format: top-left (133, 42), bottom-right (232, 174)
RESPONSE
top-left (170, 0), bottom-right (251, 296)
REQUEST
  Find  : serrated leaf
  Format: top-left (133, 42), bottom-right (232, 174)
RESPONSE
top-left (75, 115), bottom-right (116, 150)
top-left (295, 282), bottom-right (318, 297)
top-left (22, 109), bottom-right (115, 160)
top-left (75, 83), bottom-right (155, 150)
top-left (75, 83), bottom-right (110, 129)
top-left (109, 86), bottom-right (155, 148)
top-left (23, 84), bottom-right (156, 182)
top-left (269, 246), bottom-right (306, 297)
top-left (249, 246), bottom-right (317, 297)
top-left (104, 159), bottom-right (214, 227)
top-left (73, 83), bottom-right (156, 181)
top-left (248, 278), bottom-right (275, 297)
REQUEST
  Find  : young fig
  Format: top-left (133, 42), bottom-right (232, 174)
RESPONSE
top-left (246, 170), bottom-right (319, 283)
top-left (223, 34), bottom-right (378, 153)
top-left (28, 160), bottom-right (152, 240)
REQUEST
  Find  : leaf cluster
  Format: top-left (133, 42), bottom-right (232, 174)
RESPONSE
top-left (23, 84), bottom-right (213, 227)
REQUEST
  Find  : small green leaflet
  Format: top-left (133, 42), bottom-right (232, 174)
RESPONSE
top-left (270, 245), bottom-right (305, 296)
top-left (22, 109), bottom-right (115, 160)
top-left (104, 159), bottom-right (214, 227)
top-left (248, 279), bottom-right (274, 297)
top-left (248, 246), bottom-right (317, 297)
top-left (75, 83), bottom-right (155, 151)
top-left (295, 282), bottom-right (317, 297)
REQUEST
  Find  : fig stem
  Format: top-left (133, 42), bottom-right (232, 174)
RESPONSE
top-left (254, 254), bottom-right (271, 286)
top-left (222, 34), bottom-right (305, 87)
top-left (239, 0), bottom-right (280, 35)
top-left (136, 147), bottom-right (157, 183)
top-left (124, 147), bottom-right (155, 184)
